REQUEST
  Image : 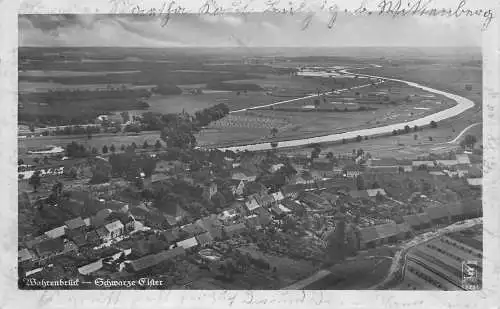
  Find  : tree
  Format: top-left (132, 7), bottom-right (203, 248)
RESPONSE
top-left (29, 171), bottom-right (41, 192)
top-left (143, 141), bottom-right (149, 149)
top-left (342, 138), bottom-right (347, 144)
top-left (313, 98), bottom-right (321, 108)
top-left (430, 121), bottom-right (437, 128)
top-left (102, 145), bottom-right (108, 154)
top-left (392, 130), bottom-right (398, 135)
top-left (414, 134), bottom-right (418, 140)
top-left (43, 156), bottom-right (49, 165)
top-left (155, 140), bottom-right (162, 150)
top-left (356, 135), bottom-right (363, 142)
top-left (120, 111), bottom-right (130, 123)
top-left (404, 125), bottom-right (410, 134)
top-left (311, 146), bottom-right (321, 159)
top-left (18, 159), bottom-right (24, 165)
top-left (413, 125), bottom-right (419, 132)
top-left (270, 127), bottom-right (278, 137)
top-left (356, 175), bottom-right (365, 190)
top-left (270, 142), bottom-right (278, 151)
top-left (110, 144), bottom-right (116, 153)
top-left (326, 152), bottom-right (334, 160)
top-left (120, 144), bottom-right (126, 151)
top-left (91, 147), bottom-right (98, 154)
top-left (131, 142), bottom-right (138, 149)
top-left (463, 134), bottom-right (478, 149)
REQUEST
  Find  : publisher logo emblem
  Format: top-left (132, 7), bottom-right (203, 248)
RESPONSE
top-left (462, 260), bottom-right (481, 290)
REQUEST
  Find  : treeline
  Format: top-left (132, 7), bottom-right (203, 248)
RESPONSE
top-left (19, 71), bottom-right (258, 86)
top-left (19, 88), bottom-right (151, 103)
top-left (206, 81), bottom-right (263, 92)
top-left (260, 106), bottom-right (377, 112)
top-left (108, 152), bottom-right (157, 181)
top-left (194, 103), bottom-right (230, 127)
top-left (151, 84), bottom-right (182, 95)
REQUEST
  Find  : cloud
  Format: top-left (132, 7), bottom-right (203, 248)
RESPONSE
top-left (18, 13), bottom-right (481, 47)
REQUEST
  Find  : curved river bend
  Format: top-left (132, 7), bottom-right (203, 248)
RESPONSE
top-left (217, 71), bottom-right (475, 152)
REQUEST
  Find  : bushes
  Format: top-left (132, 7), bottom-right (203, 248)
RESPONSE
top-left (206, 81), bottom-right (263, 92)
top-left (152, 84), bottom-right (182, 95)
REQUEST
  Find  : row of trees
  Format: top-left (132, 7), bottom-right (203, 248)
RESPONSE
top-left (193, 103), bottom-right (230, 128)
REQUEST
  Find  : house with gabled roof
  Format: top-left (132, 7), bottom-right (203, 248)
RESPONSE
top-left (456, 154), bottom-right (471, 164)
top-left (467, 178), bottom-right (482, 188)
top-left (231, 168), bottom-right (257, 182)
top-left (44, 225), bottom-right (67, 239)
top-left (366, 188), bottom-right (386, 198)
top-left (34, 237), bottom-right (65, 260)
top-left (245, 196), bottom-right (261, 212)
top-left (196, 232), bottom-right (213, 247)
top-left (180, 223), bottom-right (207, 238)
top-left (349, 190), bottom-right (370, 199)
top-left (359, 226), bottom-right (380, 249)
top-left (177, 237), bottom-right (198, 250)
top-left (229, 179), bottom-right (245, 197)
top-left (78, 259), bottom-right (103, 276)
top-left (18, 248), bottom-right (34, 263)
top-left (64, 217), bottom-right (86, 231)
top-left (424, 205), bottom-right (451, 224)
top-left (96, 220), bottom-right (124, 242)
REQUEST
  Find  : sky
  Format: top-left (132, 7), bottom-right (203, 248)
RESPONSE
top-left (18, 12), bottom-right (483, 48)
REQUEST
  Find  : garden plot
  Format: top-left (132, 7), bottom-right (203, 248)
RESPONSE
top-left (207, 113), bottom-right (290, 130)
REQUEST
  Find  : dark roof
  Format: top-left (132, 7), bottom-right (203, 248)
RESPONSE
top-left (359, 226), bottom-right (380, 243)
top-left (402, 214), bottom-right (420, 227)
top-left (161, 229), bottom-right (180, 243)
top-left (397, 222), bottom-right (412, 233)
top-left (349, 190), bottom-right (370, 199)
top-left (64, 217), bottom-right (86, 230)
top-left (281, 184), bottom-right (305, 195)
top-left (181, 223), bottom-right (206, 237)
top-left (68, 229), bottom-right (87, 247)
top-left (35, 238), bottom-right (64, 256)
top-left (424, 206), bottom-right (450, 220)
top-left (224, 223), bottom-right (247, 235)
top-left (280, 199), bottom-right (304, 212)
top-left (244, 215), bottom-right (261, 228)
top-left (370, 158), bottom-right (398, 167)
top-left (374, 223), bottom-right (400, 239)
top-left (85, 230), bottom-right (101, 245)
top-left (416, 213), bottom-right (432, 224)
top-left (195, 232), bottom-right (213, 246)
top-left (129, 254), bottom-right (158, 272)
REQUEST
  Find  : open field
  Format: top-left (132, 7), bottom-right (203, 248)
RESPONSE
top-left (305, 247), bottom-right (396, 290)
top-left (18, 132), bottom-right (162, 156)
